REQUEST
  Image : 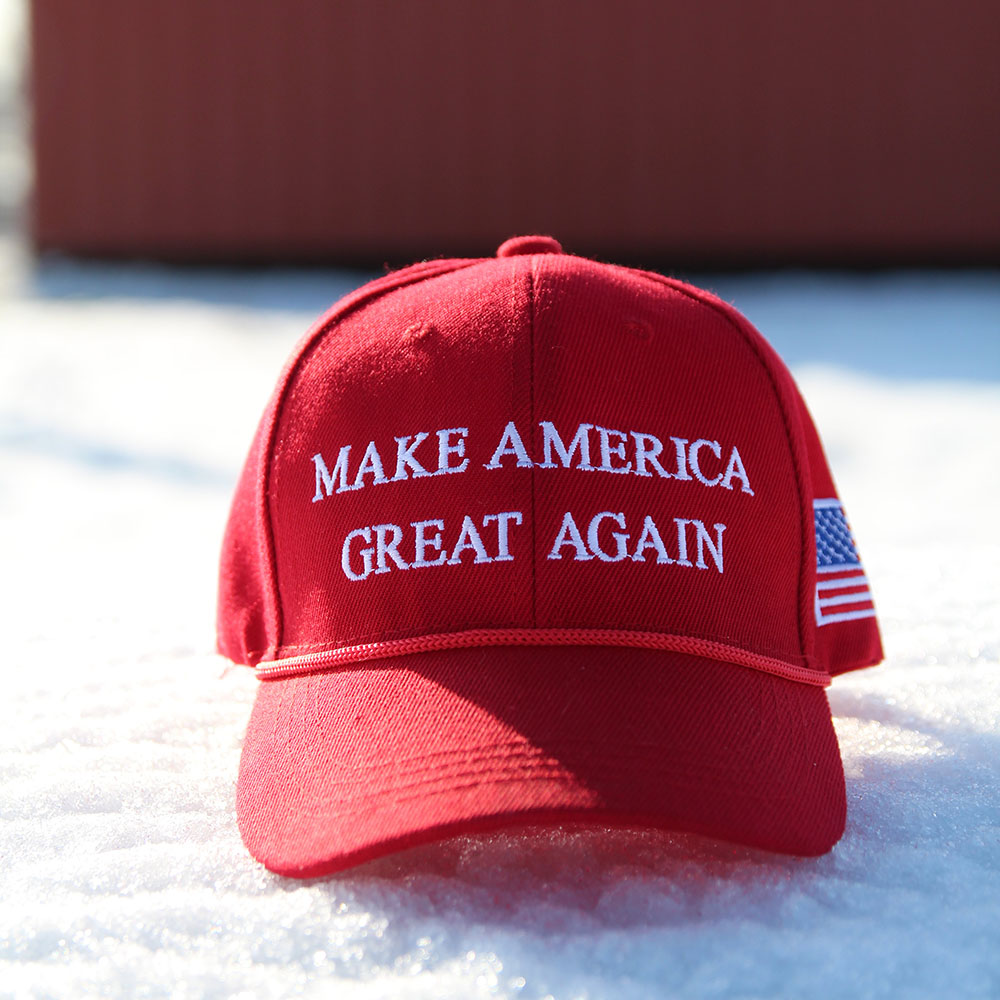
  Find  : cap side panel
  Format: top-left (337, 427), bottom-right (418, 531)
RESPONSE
top-left (632, 282), bottom-right (882, 678)
top-left (529, 259), bottom-right (808, 669)
top-left (217, 416), bottom-right (277, 665)
top-left (254, 260), bottom-right (483, 660)
top-left (628, 270), bottom-right (818, 669)
top-left (793, 389), bottom-right (884, 675)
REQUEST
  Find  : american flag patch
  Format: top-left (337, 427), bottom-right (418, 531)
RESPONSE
top-left (814, 498), bottom-right (876, 626)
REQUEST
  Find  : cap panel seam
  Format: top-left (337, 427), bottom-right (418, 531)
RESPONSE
top-left (257, 259), bottom-right (485, 660)
top-left (528, 256), bottom-right (538, 628)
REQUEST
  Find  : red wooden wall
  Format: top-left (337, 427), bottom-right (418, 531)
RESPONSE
top-left (29, 0), bottom-right (1000, 265)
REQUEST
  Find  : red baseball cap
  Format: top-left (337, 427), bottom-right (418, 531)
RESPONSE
top-left (218, 235), bottom-right (882, 877)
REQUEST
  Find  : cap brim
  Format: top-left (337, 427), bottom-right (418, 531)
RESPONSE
top-left (237, 646), bottom-right (845, 877)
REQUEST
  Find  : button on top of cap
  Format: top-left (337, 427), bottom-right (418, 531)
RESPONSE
top-left (496, 235), bottom-right (563, 257)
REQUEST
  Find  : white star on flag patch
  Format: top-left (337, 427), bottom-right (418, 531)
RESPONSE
top-left (813, 498), bottom-right (876, 626)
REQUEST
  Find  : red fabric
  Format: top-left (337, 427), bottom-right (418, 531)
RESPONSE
top-left (218, 238), bottom-right (881, 874)
top-left (217, 255), bottom-right (481, 664)
top-left (238, 648), bottom-right (846, 878)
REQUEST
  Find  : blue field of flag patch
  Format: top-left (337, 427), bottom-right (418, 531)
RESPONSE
top-left (814, 498), bottom-right (861, 570)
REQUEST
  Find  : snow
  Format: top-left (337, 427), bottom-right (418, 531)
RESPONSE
top-left (2, 243), bottom-right (999, 1000)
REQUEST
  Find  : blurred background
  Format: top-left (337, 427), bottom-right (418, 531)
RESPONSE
top-left (4, 0), bottom-right (998, 376)
top-left (20, 0), bottom-right (1000, 268)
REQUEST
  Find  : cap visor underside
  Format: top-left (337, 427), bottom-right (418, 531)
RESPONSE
top-left (236, 646), bottom-right (846, 878)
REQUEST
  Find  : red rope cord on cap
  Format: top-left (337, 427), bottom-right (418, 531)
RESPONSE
top-left (253, 628), bottom-right (831, 687)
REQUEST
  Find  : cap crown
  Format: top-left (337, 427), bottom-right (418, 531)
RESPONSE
top-left (218, 249), bottom-right (881, 682)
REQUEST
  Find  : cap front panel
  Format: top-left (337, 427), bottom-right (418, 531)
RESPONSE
top-left (260, 251), bottom-right (817, 672)
top-left (531, 258), bottom-right (805, 665)
top-left (268, 261), bottom-right (535, 655)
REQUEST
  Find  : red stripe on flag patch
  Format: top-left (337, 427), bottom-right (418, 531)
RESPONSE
top-left (815, 569), bottom-right (876, 626)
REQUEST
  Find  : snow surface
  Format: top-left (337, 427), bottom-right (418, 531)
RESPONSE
top-left (2, 240), bottom-right (999, 1000)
